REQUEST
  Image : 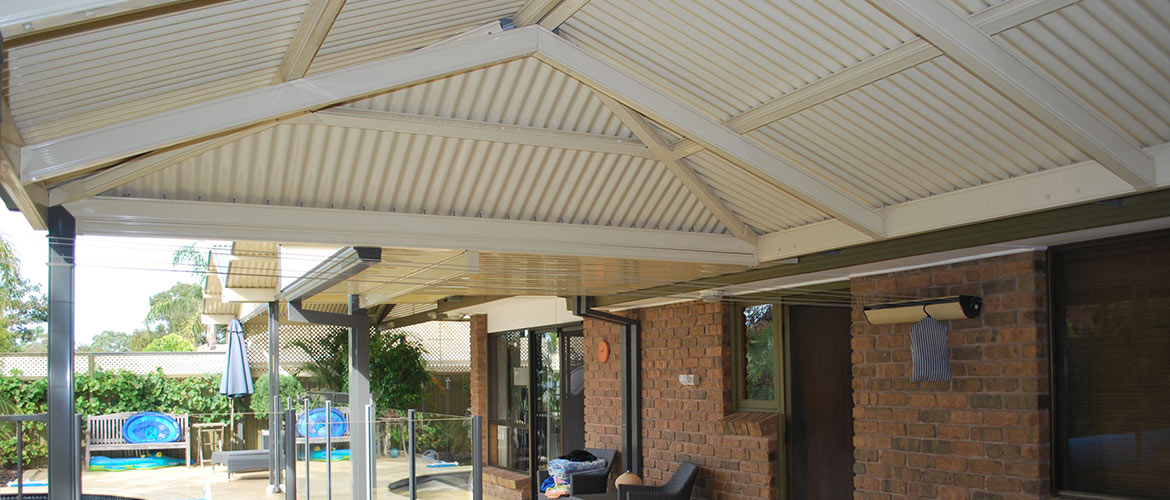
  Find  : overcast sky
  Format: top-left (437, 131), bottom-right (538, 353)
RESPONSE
top-left (0, 210), bottom-right (225, 344)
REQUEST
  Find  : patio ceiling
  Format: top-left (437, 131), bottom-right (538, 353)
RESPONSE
top-left (4, 0), bottom-right (1170, 301)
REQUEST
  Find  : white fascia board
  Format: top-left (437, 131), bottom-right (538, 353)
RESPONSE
top-left (870, 0), bottom-right (1154, 188)
top-left (668, 0), bottom-right (1080, 159)
top-left (21, 27), bottom-right (543, 183)
top-left (531, 30), bottom-right (885, 238)
top-left (758, 144), bottom-right (1170, 262)
top-left (311, 108), bottom-right (651, 158)
top-left (221, 287), bottom-right (278, 303)
top-left (64, 198), bottom-right (758, 266)
top-left (201, 314), bottom-right (237, 325)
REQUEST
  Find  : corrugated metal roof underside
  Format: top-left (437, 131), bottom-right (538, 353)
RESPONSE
top-left (558, 0), bottom-right (917, 121)
top-left (683, 151), bottom-right (830, 234)
top-left (307, 249), bottom-right (748, 304)
top-left (747, 57), bottom-right (1089, 209)
top-left (225, 260), bottom-right (280, 289)
top-left (105, 123), bottom-right (726, 234)
top-left (306, 0), bottom-right (525, 76)
top-left (997, 0), bottom-right (1170, 148)
top-left (5, 0), bottom-right (306, 144)
top-left (947, 0), bottom-right (1009, 15)
top-left (344, 58), bottom-right (633, 138)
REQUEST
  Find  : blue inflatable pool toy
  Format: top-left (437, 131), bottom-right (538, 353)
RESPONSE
top-left (89, 454), bottom-right (185, 471)
top-left (121, 412), bottom-right (182, 444)
top-left (297, 408), bottom-right (347, 438)
top-left (308, 448), bottom-right (350, 462)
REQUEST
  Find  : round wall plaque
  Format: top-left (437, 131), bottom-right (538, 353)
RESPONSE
top-left (597, 339), bottom-right (610, 362)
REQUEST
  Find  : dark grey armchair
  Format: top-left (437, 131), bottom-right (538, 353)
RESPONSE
top-left (567, 448), bottom-right (617, 495)
top-left (618, 462), bottom-right (698, 500)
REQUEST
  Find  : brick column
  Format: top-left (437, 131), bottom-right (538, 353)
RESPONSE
top-left (469, 314), bottom-right (488, 464)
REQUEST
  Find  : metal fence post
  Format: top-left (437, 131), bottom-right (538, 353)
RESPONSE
top-left (285, 408), bottom-right (297, 500)
top-left (303, 397), bottom-right (311, 498)
top-left (408, 409), bottom-right (416, 500)
top-left (325, 399), bottom-right (333, 500)
top-left (472, 415), bottom-right (482, 500)
top-left (16, 420), bottom-right (23, 500)
top-left (366, 403), bottom-right (376, 500)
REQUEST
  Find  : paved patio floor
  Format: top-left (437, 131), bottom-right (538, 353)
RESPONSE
top-left (0, 457), bottom-right (474, 500)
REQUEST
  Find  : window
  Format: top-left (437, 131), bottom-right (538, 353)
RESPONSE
top-left (733, 302), bottom-right (782, 411)
top-left (1052, 230), bottom-right (1170, 499)
top-left (487, 330), bottom-right (530, 471)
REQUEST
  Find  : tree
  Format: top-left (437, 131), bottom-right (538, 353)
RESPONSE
top-left (142, 333), bottom-right (196, 352)
top-left (89, 330), bottom-right (132, 352)
top-left (293, 327), bottom-right (430, 411)
top-left (129, 326), bottom-right (167, 352)
top-left (143, 283), bottom-right (204, 345)
top-left (0, 234), bottom-right (48, 352)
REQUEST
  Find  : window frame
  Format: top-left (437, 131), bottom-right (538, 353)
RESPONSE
top-left (731, 299), bottom-right (785, 412)
top-left (1048, 229), bottom-right (1170, 500)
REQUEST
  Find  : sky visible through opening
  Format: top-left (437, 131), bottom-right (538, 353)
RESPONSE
top-left (0, 210), bottom-right (226, 344)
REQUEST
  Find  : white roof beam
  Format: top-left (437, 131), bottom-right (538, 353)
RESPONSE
top-left (64, 198), bottom-right (758, 266)
top-left (514, 0), bottom-right (590, 30)
top-left (273, 0), bottom-right (346, 83)
top-left (310, 108), bottom-right (652, 158)
top-left (48, 122), bottom-right (278, 206)
top-left (593, 94), bottom-right (756, 243)
top-left (21, 26), bottom-right (542, 183)
top-left (668, 0), bottom-right (1079, 159)
top-left (514, 0), bottom-right (561, 27)
top-left (870, 0), bottom-right (1154, 189)
top-left (532, 29), bottom-right (885, 237)
top-left (0, 0), bottom-right (190, 41)
top-left (0, 98), bottom-right (47, 229)
top-left (759, 142), bottom-right (1170, 262)
top-left (361, 251), bottom-right (479, 308)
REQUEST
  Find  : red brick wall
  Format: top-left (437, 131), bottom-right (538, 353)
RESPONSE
top-left (851, 251), bottom-right (1054, 500)
top-left (583, 301), bottom-right (778, 500)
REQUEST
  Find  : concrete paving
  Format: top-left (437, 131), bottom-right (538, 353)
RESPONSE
top-left (0, 457), bottom-right (475, 500)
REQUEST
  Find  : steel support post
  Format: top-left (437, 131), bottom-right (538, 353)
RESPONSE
top-left (348, 294), bottom-right (372, 500)
top-left (472, 415), bottom-right (483, 500)
top-left (408, 409), bottom-right (416, 500)
top-left (47, 206), bottom-right (78, 500)
top-left (268, 301), bottom-right (282, 493)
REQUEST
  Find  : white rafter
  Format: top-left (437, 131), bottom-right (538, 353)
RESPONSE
top-left (20, 26), bottom-right (543, 183)
top-left (757, 143), bottom-right (1170, 262)
top-left (64, 198), bottom-right (759, 266)
top-left (668, 0), bottom-right (1080, 160)
top-left (533, 30), bottom-right (886, 237)
top-left (274, 0), bottom-right (346, 83)
top-left (513, 0), bottom-right (590, 29)
top-left (0, 0), bottom-right (190, 40)
top-left (870, 0), bottom-right (1153, 188)
top-left (593, 94), bottom-right (756, 243)
top-left (48, 122), bottom-right (279, 206)
top-left (310, 108), bottom-right (652, 158)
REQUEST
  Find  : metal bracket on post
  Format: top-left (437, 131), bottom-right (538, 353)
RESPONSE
top-left (571, 296), bottom-right (642, 476)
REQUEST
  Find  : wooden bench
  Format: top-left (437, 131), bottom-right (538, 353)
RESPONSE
top-left (85, 412), bottom-right (190, 468)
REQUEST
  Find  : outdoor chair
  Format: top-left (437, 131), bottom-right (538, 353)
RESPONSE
top-left (538, 448), bottom-right (617, 498)
top-left (617, 462), bottom-right (698, 500)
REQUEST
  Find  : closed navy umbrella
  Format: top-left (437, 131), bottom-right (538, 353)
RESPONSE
top-left (219, 318), bottom-right (253, 449)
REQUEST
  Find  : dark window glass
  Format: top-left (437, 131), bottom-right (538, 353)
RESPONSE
top-left (1053, 231), bottom-right (1170, 499)
top-left (742, 304), bottom-right (776, 401)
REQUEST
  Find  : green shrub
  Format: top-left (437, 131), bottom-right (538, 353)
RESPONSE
top-left (142, 333), bottom-right (196, 352)
top-left (248, 373), bottom-right (305, 415)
